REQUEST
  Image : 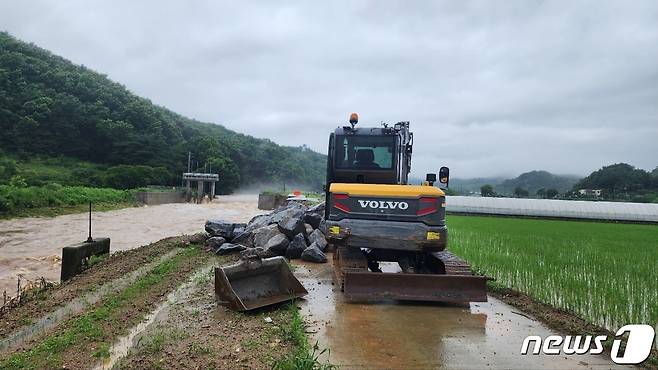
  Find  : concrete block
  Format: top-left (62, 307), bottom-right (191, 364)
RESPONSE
top-left (60, 238), bottom-right (110, 281)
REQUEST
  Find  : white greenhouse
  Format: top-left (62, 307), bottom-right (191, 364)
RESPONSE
top-left (445, 196), bottom-right (658, 223)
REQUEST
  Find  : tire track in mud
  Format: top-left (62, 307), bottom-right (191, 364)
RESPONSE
top-left (114, 262), bottom-right (296, 369)
top-left (0, 248), bottom-right (183, 354)
top-left (94, 264), bottom-right (215, 370)
top-left (0, 246), bottom-right (211, 369)
top-left (0, 235), bottom-right (196, 338)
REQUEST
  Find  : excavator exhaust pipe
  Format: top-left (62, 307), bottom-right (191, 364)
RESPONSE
top-left (215, 256), bottom-right (308, 311)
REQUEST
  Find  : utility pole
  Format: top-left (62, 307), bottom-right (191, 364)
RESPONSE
top-left (187, 152), bottom-right (191, 173)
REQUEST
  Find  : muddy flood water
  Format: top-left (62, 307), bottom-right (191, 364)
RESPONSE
top-left (0, 194), bottom-right (262, 295)
top-left (295, 261), bottom-right (631, 370)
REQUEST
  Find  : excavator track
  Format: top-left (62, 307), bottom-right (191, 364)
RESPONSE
top-left (334, 246), bottom-right (368, 291)
top-left (335, 247), bottom-right (488, 303)
top-left (431, 250), bottom-right (474, 276)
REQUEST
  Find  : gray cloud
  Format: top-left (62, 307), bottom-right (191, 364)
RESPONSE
top-left (1, 0), bottom-right (657, 178)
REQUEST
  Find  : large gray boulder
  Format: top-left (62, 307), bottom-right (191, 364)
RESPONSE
top-left (264, 233), bottom-right (290, 256)
top-left (308, 229), bottom-right (328, 252)
top-left (253, 224), bottom-right (282, 248)
top-left (205, 220), bottom-right (246, 240)
top-left (307, 202), bottom-right (325, 215)
top-left (205, 236), bottom-right (226, 250)
top-left (304, 212), bottom-right (323, 229)
top-left (270, 202), bottom-right (306, 224)
top-left (240, 247), bottom-right (275, 259)
top-left (301, 242), bottom-right (327, 263)
top-left (278, 213), bottom-right (305, 239)
top-left (245, 214), bottom-right (272, 233)
top-left (286, 233), bottom-right (307, 259)
top-left (231, 224), bottom-right (246, 239)
top-left (231, 230), bottom-right (253, 248)
top-left (205, 219), bottom-right (235, 238)
top-left (215, 243), bottom-right (247, 255)
top-left (304, 223), bottom-right (314, 238)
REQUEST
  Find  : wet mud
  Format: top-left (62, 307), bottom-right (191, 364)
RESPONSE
top-left (0, 246), bottom-right (211, 369)
top-left (0, 195), bottom-right (262, 294)
top-left (114, 261), bottom-right (295, 369)
top-left (0, 236), bottom-right (190, 338)
top-left (0, 249), bottom-right (182, 353)
top-left (295, 258), bottom-right (632, 369)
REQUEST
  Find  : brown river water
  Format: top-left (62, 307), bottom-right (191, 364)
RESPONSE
top-left (0, 194), bottom-right (263, 295)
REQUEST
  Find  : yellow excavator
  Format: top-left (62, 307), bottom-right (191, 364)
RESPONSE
top-left (215, 113), bottom-right (486, 311)
top-left (324, 113), bottom-right (487, 302)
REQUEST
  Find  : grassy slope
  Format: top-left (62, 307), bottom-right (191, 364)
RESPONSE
top-left (0, 184), bottom-right (136, 219)
top-left (448, 214), bottom-right (658, 331)
top-left (1, 247), bottom-right (203, 369)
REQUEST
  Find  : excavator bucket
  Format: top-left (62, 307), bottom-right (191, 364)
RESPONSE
top-left (215, 256), bottom-right (308, 311)
top-left (343, 272), bottom-right (488, 303)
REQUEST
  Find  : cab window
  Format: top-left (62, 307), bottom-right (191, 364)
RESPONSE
top-left (335, 136), bottom-right (395, 170)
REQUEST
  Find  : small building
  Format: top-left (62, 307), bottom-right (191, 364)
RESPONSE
top-left (578, 189), bottom-right (602, 197)
top-left (183, 172), bottom-right (219, 201)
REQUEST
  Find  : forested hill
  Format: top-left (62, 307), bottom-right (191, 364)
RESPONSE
top-left (0, 32), bottom-right (325, 193)
top-left (497, 170), bottom-right (580, 195)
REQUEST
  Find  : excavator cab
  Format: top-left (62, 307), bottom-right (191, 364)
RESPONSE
top-left (325, 114), bottom-right (488, 303)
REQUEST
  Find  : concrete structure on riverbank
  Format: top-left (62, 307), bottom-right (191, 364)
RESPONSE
top-left (134, 190), bottom-right (190, 205)
top-left (183, 172), bottom-right (219, 201)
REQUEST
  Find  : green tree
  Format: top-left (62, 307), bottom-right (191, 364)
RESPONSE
top-left (208, 157), bottom-right (240, 194)
top-left (480, 184), bottom-right (496, 197)
top-left (0, 32), bottom-right (326, 192)
top-left (535, 188), bottom-right (547, 198)
top-left (514, 187), bottom-right (529, 198)
top-left (546, 188), bottom-right (559, 199)
top-left (0, 157), bottom-right (18, 183)
top-left (573, 163), bottom-right (653, 199)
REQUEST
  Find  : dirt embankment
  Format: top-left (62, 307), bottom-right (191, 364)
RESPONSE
top-left (0, 235), bottom-right (188, 338)
top-left (115, 273), bottom-right (295, 369)
top-left (0, 235), bottom-right (299, 370)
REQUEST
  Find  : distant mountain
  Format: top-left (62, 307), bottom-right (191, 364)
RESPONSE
top-left (497, 170), bottom-right (580, 195)
top-left (449, 177), bottom-right (507, 194)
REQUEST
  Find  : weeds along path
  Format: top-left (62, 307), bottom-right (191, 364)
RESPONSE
top-left (97, 264), bottom-right (218, 369)
top-left (0, 248), bottom-right (182, 353)
top-left (0, 236), bottom-right (304, 370)
top-left (0, 244), bottom-right (210, 369)
top-left (113, 263), bottom-right (297, 369)
top-left (0, 236), bottom-right (190, 338)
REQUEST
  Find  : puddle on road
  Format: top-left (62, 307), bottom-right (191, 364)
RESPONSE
top-left (295, 257), bottom-right (630, 370)
top-left (0, 195), bottom-right (262, 294)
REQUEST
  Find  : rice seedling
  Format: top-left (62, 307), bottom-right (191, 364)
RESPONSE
top-left (448, 215), bottom-right (658, 331)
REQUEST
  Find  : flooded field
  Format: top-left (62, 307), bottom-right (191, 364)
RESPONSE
top-left (0, 195), bottom-right (262, 295)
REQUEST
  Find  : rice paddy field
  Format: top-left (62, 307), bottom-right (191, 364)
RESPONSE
top-left (448, 215), bottom-right (658, 332)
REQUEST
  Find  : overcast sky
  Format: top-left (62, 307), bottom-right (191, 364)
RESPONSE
top-left (1, 1), bottom-right (657, 178)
